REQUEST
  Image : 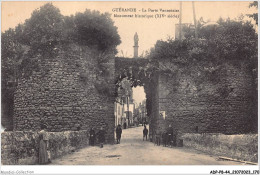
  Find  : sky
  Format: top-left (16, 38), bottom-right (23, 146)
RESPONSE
top-left (132, 86), bottom-right (146, 105)
top-left (2, 1), bottom-right (257, 57)
top-left (1, 1), bottom-right (257, 105)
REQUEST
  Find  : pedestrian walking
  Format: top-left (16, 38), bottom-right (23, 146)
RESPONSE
top-left (89, 127), bottom-right (96, 146)
top-left (116, 125), bottom-right (122, 144)
top-left (97, 126), bottom-right (105, 148)
top-left (39, 124), bottom-right (48, 164)
top-left (143, 125), bottom-right (148, 141)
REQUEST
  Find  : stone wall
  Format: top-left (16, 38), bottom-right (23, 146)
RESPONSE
top-left (13, 44), bottom-right (115, 143)
top-left (11, 42), bottom-right (257, 146)
top-left (1, 130), bottom-right (89, 165)
top-left (154, 60), bottom-right (256, 135)
top-left (182, 133), bottom-right (258, 163)
top-left (147, 73), bottom-right (160, 138)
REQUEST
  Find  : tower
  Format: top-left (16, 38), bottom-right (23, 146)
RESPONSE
top-left (133, 32), bottom-right (139, 58)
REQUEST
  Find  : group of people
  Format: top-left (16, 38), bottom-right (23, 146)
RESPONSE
top-left (90, 124), bottom-right (150, 147)
top-left (38, 124), bottom-right (107, 165)
top-left (89, 126), bottom-right (106, 148)
top-left (155, 124), bottom-right (177, 147)
top-left (116, 124), bottom-right (149, 143)
top-left (38, 123), bottom-right (178, 165)
top-left (90, 125), bottom-right (123, 146)
top-left (38, 123), bottom-right (153, 164)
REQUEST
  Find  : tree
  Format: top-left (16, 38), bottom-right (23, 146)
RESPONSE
top-left (248, 1), bottom-right (258, 25)
top-left (66, 9), bottom-right (121, 53)
top-left (1, 29), bottom-right (18, 129)
top-left (1, 3), bottom-right (121, 129)
top-left (149, 18), bottom-right (257, 65)
top-left (22, 3), bottom-right (63, 57)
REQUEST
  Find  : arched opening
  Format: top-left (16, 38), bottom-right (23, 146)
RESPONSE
top-left (114, 57), bottom-right (159, 142)
top-left (133, 86), bottom-right (147, 126)
top-left (114, 79), bottom-right (147, 128)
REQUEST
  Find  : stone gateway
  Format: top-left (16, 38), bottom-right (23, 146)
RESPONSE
top-left (13, 44), bottom-right (257, 144)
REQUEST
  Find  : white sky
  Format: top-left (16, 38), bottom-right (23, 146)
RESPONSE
top-left (1, 1), bottom-right (257, 105)
top-left (133, 86), bottom-right (146, 105)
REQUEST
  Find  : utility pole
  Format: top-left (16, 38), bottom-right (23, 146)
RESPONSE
top-left (179, 1), bottom-right (183, 40)
top-left (192, 1), bottom-right (198, 39)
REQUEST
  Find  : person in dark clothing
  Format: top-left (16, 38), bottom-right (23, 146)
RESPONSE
top-left (123, 122), bottom-right (127, 129)
top-left (162, 131), bottom-right (167, 147)
top-left (89, 127), bottom-right (96, 146)
top-left (97, 126), bottom-right (105, 148)
top-left (143, 125), bottom-right (148, 141)
top-left (116, 125), bottom-right (122, 144)
top-left (172, 129), bottom-right (178, 146)
top-left (155, 130), bottom-right (161, 146)
top-left (166, 124), bottom-right (173, 147)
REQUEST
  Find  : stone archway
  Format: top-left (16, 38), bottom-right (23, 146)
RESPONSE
top-left (114, 57), bottom-right (159, 140)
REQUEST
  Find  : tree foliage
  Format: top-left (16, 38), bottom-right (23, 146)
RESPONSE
top-left (1, 28), bottom-right (21, 129)
top-left (248, 1), bottom-right (258, 25)
top-left (1, 3), bottom-right (121, 128)
top-left (148, 17), bottom-right (257, 100)
top-left (2, 3), bottom-right (121, 69)
top-left (22, 3), bottom-right (63, 56)
top-left (149, 18), bottom-right (257, 66)
top-left (2, 2), bottom-right (121, 81)
top-left (68, 10), bottom-right (121, 52)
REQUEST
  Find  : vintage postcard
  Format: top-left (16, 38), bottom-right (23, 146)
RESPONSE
top-left (1, 1), bottom-right (258, 174)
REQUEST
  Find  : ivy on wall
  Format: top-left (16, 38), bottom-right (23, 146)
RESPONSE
top-left (94, 52), bottom-right (114, 96)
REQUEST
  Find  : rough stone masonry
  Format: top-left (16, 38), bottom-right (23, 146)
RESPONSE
top-left (12, 43), bottom-right (257, 144)
top-left (13, 44), bottom-right (115, 143)
top-left (155, 59), bottom-right (257, 135)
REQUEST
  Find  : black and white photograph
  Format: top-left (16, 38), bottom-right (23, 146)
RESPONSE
top-left (1, 1), bottom-right (259, 174)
